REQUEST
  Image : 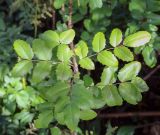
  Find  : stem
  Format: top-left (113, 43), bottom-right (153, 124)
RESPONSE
top-left (143, 65), bottom-right (160, 81)
top-left (99, 111), bottom-right (160, 118)
top-left (68, 0), bottom-right (79, 74)
top-left (51, 0), bottom-right (56, 29)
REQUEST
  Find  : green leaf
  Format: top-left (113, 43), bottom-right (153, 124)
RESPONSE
top-left (57, 44), bottom-right (73, 62)
top-left (72, 84), bottom-right (94, 110)
top-left (31, 61), bottom-right (52, 84)
top-left (56, 63), bottom-right (72, 81)
top-left (119, 82), bottom-right (142, 105)
top-left (13, 40), bottom-right (34, 59)
top-left (12, 60), bottom-right (33, 77)
top-left (142, 46), bottom-right (157, 68)
top-left (118, 61), bottom-right (141, 82)
top-left (80, 109), bottom-right (97, 120)
top-left (109, 28), bottom-right (122, 47)
top-left (83, 75), bottom-right (94, 87)
top-left (102, 85), bottom-right (123, 106)
top-left (131, 77), bottom-right (149, 92)
top-left (117, 126), bottom-right (135, 135)
top-left (79, 57), bottom-right (95, 70)
top-left (114, 46), bottom-right (134, 62)
top-left (75, 40), bottom-right (88, 59)
top-left (51, 127), bottom-right (61, 135)
top-left (40, 30), bottom-right (59, 48)
top-left (45, 82), bottom-right (70, 102)
top-left (16, 91), bottom-right (29, 108)
top-left (60, 29), bottom-right (75, 44)
top-left (92, 32), bottom-right (106, 52)
top-left (99, 67), bottom-right (117, 86)
top-left (89, 0), bottom-right (103, 9)
top-left (123, 31), bottom-right (151, 47)
top-left (54, 0), bottom-right (66, 9)
top-left (97, 51), bottom-right (118, 67)
top-left (63, 102), bottom-right (80, 131)
top-left (14, 111), bottom-right (34, 124)
top-left (34, 110), bottom-right (53, 128)
top-left (32, 38), bottom-right (52, 60)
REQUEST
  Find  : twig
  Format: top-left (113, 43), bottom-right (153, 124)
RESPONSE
top-left (68, 0), bottom-right (79, 73)
top-left (52, 8), bottom-right (56, 29)
top-left (143, 65), bottom-right (160, 80)
top-left (99, 111), bottom-right (160, 119)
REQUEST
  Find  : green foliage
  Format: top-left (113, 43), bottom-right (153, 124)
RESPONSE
top-left (1, 0), bottom-right (159, 134)
top-left (11, 28), bottom-right (150, 132)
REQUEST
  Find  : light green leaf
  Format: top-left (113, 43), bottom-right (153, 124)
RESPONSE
top-left (80, 109), bottom-right (97, 120)
top-left (99, 67), bottom-right (117, 87)
top-left (102, 85), bottom-right (123, 106)
top-left (56, 63), bottom-right (72, 81)
top-left (34, 110), bottom-right (53, 128)
top-left (57, 44), bottom-right (73, 62)
top-left (54, 0), bottom-right (66, 9)
top-left (12, 60), bottom-right (33, 77)
top-left (142, 46), bottom-right (157, 68)
top-left (40, 30), bottom-right (59, 48)
top-left (16, 91), bottom-right (29, 108)
top-left (119, 82), bottom-right (142, 105)
top-left (123, 31), bottom-right (151, 47)
top-left (14, 111), bottom-right (34, 124)
top-left (13, 40), bottom-right (34, 59)
top-left (31, 61), bottom-right (52, 84)
top-left (32, 38), bottom-right (52, 60)
top-left (51, 127), bottom-right (61, 135)
top-left (118, 61), bottom-right (141, 82)
top-left (60, 29), bottom-right (75, 44)
top-left (89, 0), bottom-right (103, 9)
top-left (131, 77), bottom-right (149, 92)
top-left (109, 28), bottom-right (122, 47)
top-left (79, 57), bottom-right (95, 70)
top-left (92, 32), bottom-right (106, 52)
top-left (114, 46), bottom-right (134, 62)
top-left (97, 51), bottom-right (118, 67)
top-left (75, 40), bottom-right (88, 59)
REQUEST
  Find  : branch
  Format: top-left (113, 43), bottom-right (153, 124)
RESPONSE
top-left (143, 65), bottom-right (160, 80)
top-left (68, 0), bottom-right (79, 73)
top-left (52, 8), bottom-right (56, 29)
top-left (99, 111), bottom-right (160, 119)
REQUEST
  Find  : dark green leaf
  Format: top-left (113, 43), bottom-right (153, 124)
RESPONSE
top-left (80, 109), bottom-right (97, 120)
top-left (119, 82), bottom-right (142, 105)
top-left (102, 85), bottom-right (123, 106)
top-left (31, 61), bottom-right (52, 84)
top-left (131, 77), bottom-right (149, 92)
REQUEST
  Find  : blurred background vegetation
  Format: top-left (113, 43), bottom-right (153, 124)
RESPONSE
top-left (0, 0), bottom-right (160, 134)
